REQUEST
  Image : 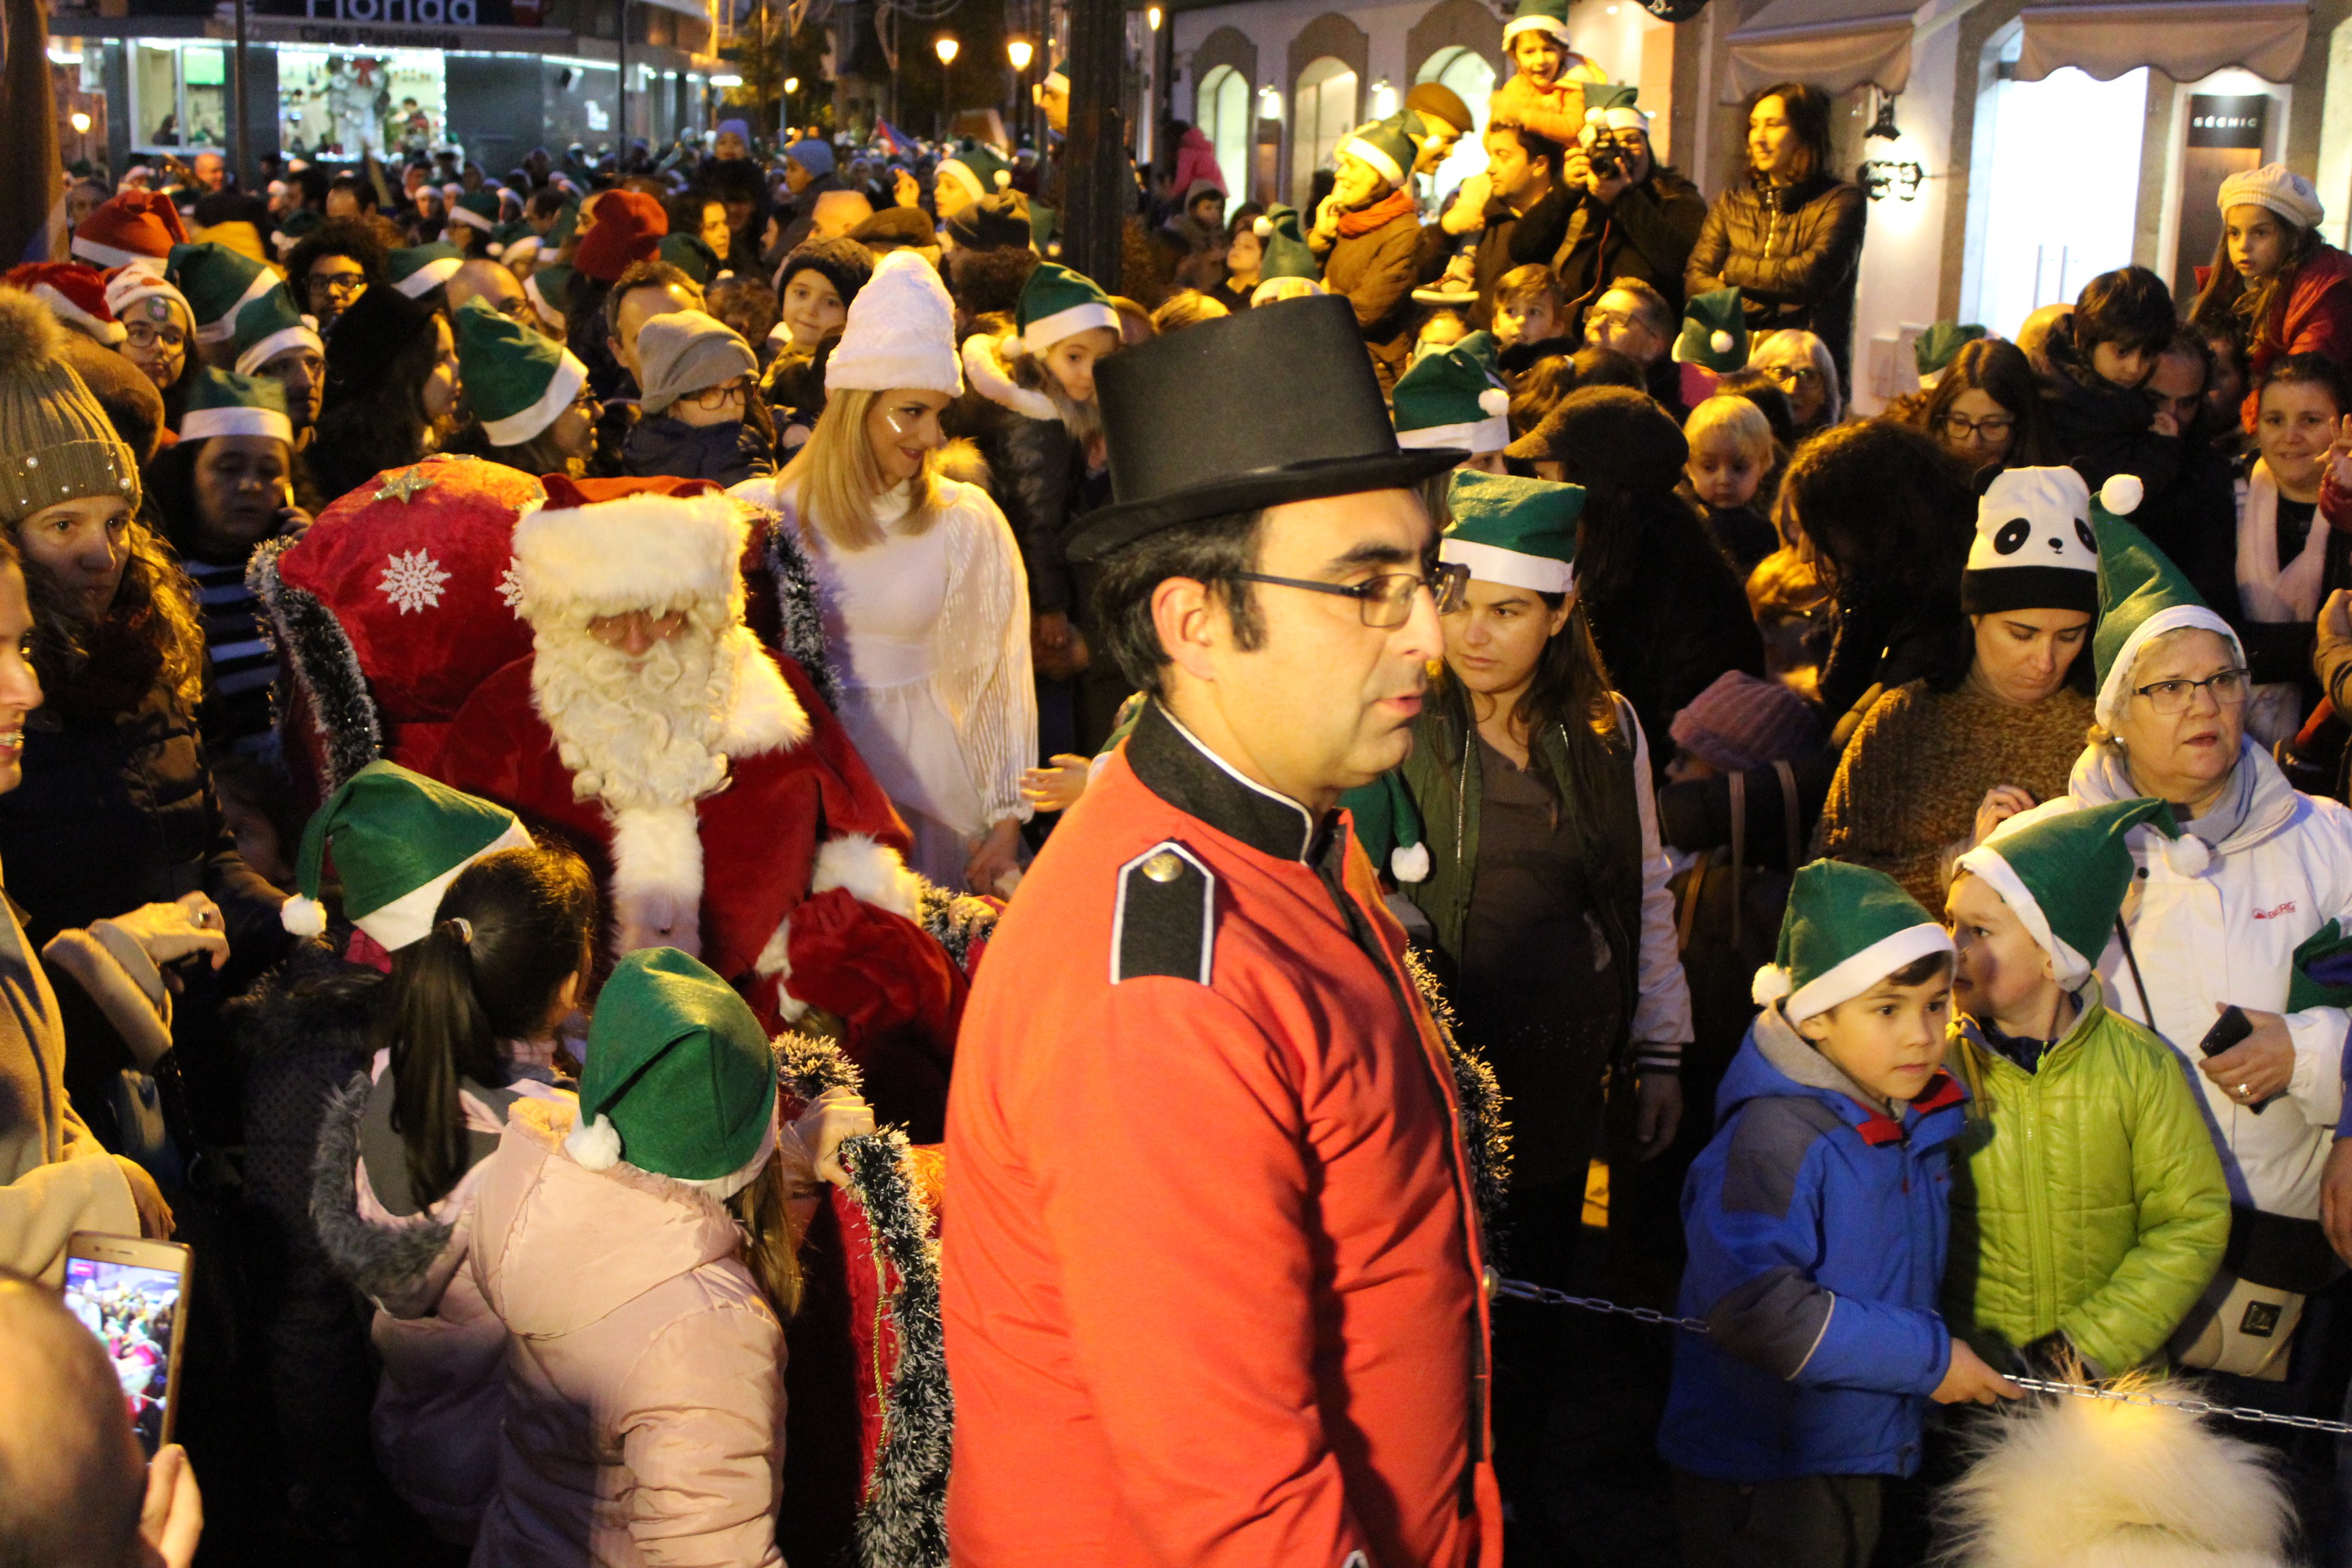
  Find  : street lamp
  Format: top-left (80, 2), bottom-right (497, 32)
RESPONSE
top-left (1147, 5), bottom-right (1162, 28)
top-left (934, 34), bottom-right (958, 138)
top-left (1007, 38), bottom-right (1032, 69)
top-left (783, 76), bottom-right (799, 93)
top-left (1004, 38), bottom-right (1032, 144)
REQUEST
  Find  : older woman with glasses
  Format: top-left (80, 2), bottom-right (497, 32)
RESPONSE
top-left (2001, 516), bottom-right (2352, 1414)
top-left (1344, 470), bottom-right (1690, 1550)
top-left (1748, 328), bottom-right (1841, 435)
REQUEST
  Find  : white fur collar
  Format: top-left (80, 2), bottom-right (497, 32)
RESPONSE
top-left (719, 629), bottom-right (811, 756)
top-left (962, 333), bottom-right (1060, 421)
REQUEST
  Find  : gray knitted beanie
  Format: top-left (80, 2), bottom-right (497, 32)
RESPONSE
top-left (0, 287), bottom-right (140, 526)
top-left (635, 310), bottom-right (757, 417)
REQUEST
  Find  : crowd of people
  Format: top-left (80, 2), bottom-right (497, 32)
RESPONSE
top-left (9, 27), bottom-right (2352, 1568)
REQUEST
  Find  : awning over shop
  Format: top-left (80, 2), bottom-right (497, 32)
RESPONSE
top-left (2012, 0), bottom-right (2308, 82)
top-left (1723, 0), bottom-right (1918, 102)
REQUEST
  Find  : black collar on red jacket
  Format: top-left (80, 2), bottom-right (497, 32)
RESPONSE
top-left (1128, 699), bottom-right (1330, 865)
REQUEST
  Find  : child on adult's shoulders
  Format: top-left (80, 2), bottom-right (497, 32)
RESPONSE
top-left (1943, 798), bottom-right (2230, 1379)
top-left (1662, 859), bottom-right (2019, 1568)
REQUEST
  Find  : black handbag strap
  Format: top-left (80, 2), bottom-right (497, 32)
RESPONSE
top-left (1772, 760), bottom-right (1800, 875)
top-left (2112, 914), bottom-right (2155, 1030)
top-left (1729, 769), bottom-right (1747, 951)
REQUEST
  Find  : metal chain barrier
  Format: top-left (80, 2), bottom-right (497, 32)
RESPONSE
top-left (1494, 1276), bottom-right (2352, 1438)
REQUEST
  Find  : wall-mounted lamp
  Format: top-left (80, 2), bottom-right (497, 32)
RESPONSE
top-left (1369, 77), bottom-right (1396, 117)
top-left (1147, 5), bottom-right (1163, 29)
top-left (1859, 159), bottom-right (1924, 201)
top-left (1258, 82), bottom-right (1283, 121)
top-left (1865, 91), bottom-right (1900, 141)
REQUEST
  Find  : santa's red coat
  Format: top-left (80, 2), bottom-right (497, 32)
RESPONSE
top-left (436, 644), bottom-right (962, 1133)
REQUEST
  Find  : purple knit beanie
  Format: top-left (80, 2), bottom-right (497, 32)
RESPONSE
top-left (1668, 670), bottom-right (1822, 774)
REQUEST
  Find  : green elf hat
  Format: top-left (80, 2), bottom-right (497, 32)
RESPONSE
top-left (1252, 204), bottom-right (1320, 282)
top-left (1582, 83), bottom-right (1648, 135)
top-left (544, 199), bottom-right (583, 253)
top-left (1393, 338), bottom-right (1511, 454)
top-left (389, 241), bottom-right (463, 299)
top-left (1015, 261), bottom-right (1118, 356)
top-left (658, 231), bottom-right (721, 287)
top-left (525, 263), bottom-right (576, 331)
top-left (178, 367), bottom-right (293, 445)
top-left (488, 216), bottom-right (535, 259)
top-left (165, 241), bottom-right (280, 346)
top-left (1337, 120), bottom-right (1418, 189)
top-left (449, 189), bottom-right (502, 236)
top-left (1504, 0), bottom-right (1573, 46)
top-left (2089, 476), bottom-right (2244, 731)
top-left (564, 946), bottom-right (780, 1193)
top-left (1671, 287), bottom-right (1747, 374)
top-left (1753, 859), bottom-right (1954, 1023)
top-left (228, 282), bottom-right (324, 376)
top-left (2287, 920), bottom-right (2352, 1011)
top-left (272, 206), bottom-right (324, 261)
top-left (280, 760), bottom-right (532, 948)
top-left (453, 296), bottom-right (588, 448)
top-left (1957, 798), bottom-right (2205, 988)
top-left (1440, 470), bottom-right (1582, 593)
top-left (1339, 768), bottom-right (1431, 883)
top-left (1915, 320), bottom-right (1987, 387)
top-left (937, 141), bottom-right (1014, 208)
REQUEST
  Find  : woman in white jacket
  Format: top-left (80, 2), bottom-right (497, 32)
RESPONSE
top-left (1995, 507), bottom-right (2352, 1403)
top-left (734, 249), bottom-right (1035, 896)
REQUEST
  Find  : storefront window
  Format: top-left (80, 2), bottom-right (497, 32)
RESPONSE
top-left (278, 49), bottom-right (446, 159)
top-left (128, 42), bottom-right (235, 148)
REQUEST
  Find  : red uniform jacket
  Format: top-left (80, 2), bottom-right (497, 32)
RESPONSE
top-left (942, 701), bottom-right (1503, 1567)
top-left (436, 644), bottom-right (962, 1133)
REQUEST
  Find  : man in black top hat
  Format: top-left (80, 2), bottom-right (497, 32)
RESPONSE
top-left (941, 295), bottom-right (1507, 1566)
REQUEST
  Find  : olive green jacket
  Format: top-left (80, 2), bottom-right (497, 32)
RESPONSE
top-left (1944, 979), bottom-right (2231, 1375)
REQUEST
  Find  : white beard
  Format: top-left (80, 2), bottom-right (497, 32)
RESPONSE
top-left (530, 617), bottom-right (736, 957)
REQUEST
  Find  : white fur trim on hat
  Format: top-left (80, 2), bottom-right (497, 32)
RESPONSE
top-left (2094, 603), bottom-right (2244, 731)
top-left (510, 491), bottom-right (749, 619)
top-left (934, 159), bottom-right (986, 209)
top-left (195, 267), bottom-right (281, 344)
top-left (1338, 135), bottom-right (1405, 187)
top-left (393, 255), bottom-right (461, 299)
top-left (481, 348), bottom-right (587, 447)
top-left (179, 405), bottom-right (293, 444)
top-left (810, 832), bottom-right (921, 918)
top-left (30, 282), bottom-right (125, 347)
top-left (1399, 415), bottom-right (1511, 454)
top-left (450, 204), bottom-right (496, 233)
top-left (1441, 536), bottom-right (1575, 594)
top-left (1502, 12), bottom-right (1573, 43)
top-left (233, 317), bottom-right (326, 377)
top-left (1953, 842), bottom-right (2093, 989)
top-left (675, 1107), bottom-right (780, 1200)
top-left (71, 235), bottom-right (152, 271)
top-left (524, 270), bottom-right (564, 330)
top-left (962, 333), bottom-right (1060, 421)
top-left (352, 818), bottom-right (534, 952)
top-left (1784, 921), bottom-right (1955, 1024)
top-left (1250, 276), bottom-right (1325, 306)
top-left (825, 249), bottom-right (962, 396)
top-left (2218, 163), bottom-right (2324, 233)
top-left (1022, 300), bottom-right (1119, 356)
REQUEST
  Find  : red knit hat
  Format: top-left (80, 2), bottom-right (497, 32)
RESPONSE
top-left (572, 191), bottom-right (668, 284)
top-left (5, 263), bottom-right (125, 347)
top-left (70, 191), bottom-right (189, 270)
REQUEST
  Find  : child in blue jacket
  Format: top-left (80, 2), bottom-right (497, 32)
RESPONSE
top-left (1660, 860), bottom-right (2021, 1567)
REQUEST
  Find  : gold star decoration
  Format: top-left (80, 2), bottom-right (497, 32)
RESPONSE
top-left (372, 468), bottom-right (436, 504)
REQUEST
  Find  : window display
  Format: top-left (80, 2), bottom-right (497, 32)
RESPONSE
top-left (278, 48), bottom-right (446, 159)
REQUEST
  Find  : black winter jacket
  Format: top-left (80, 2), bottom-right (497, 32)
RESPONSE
top-left (1684, 172), bottom-right (1867, 376)
top-left (620, 412), bottom-right (777, 487)
top-left (2038, 318), bottom-right (2183, 500)
top-left (1554, 166), bottom-right (1708, 329)
top-left (949, 333), bottom-right (1109, 617)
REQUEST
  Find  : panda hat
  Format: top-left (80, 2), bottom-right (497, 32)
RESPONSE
top-left (1961, 465), bottom-right (2102, 617)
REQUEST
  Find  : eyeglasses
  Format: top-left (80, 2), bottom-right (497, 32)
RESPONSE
top-left (307, 272), bottom-right (367, 299)
top-left (687, 378), bottom-right (751, 411)
top-left (1230, 563), bottom-right (1469, 628)
top-left (1761, 363), bottom-right (1821, 387)
top-left (1584, 309), bottom-right (1637, 333)
top-left (2132, 667), bottom-right (2250, 715)
top-left (124, 323), bottom-right (186, 352)
top-left (1936, 412), bottom-right (2015, 441)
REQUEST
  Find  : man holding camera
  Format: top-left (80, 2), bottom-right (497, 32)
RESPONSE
top-left (1422, 120), bottom-right (1573, 329)
top-left (1551, 95), bottom-right (1705, 340)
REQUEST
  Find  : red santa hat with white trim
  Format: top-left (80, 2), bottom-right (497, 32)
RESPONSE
top-left (5, 263), bottom-right (126, 347)
top-left (71, 191), bottom-right (189, 271)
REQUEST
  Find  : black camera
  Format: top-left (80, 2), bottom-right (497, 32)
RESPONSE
top-left (1586, 131), bottom-right (1629, 183)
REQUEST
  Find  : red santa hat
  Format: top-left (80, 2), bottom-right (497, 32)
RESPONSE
top-left (71, 191), bottom-right (189, 271)
top-left (510, 475), bottom-right (749, 625)
top-left (5, 263), bottom-right (125, 347)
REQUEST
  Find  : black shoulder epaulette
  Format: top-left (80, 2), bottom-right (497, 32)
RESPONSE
top-left (1111, 841), bottom-right (1216, 985)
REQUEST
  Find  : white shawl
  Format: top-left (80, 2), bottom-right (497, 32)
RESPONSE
top-left (2236, 459), bottom-right (2331, 623)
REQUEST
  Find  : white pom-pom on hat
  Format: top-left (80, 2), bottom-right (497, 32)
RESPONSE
top-left (2162, 833), bottom-right (2212, 877)
top-left (1711, 329), bottom-right (1735, 355)
top-left (565, 1112), bottom-right (623, 1171)
top-left (2100, 474), bottom-right (2144, 516)
top-left (1254, 215), bottom-right (1273, 238)
top-left (1478, 387), bottom-right (1510, 417)
top-left (1391, 842), bottom-right (1431, 883)
top-left (280, 894), bottom-right (327, 938)
top-left (993, 169), bottom-right (1012, 191)
top-left (1752, 964), bottom-right (1793, 1007)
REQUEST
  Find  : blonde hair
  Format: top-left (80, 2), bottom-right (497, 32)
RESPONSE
top-left (779, 386), bottom-right (941, 551)
top-left (1686, 395), bottom-right (1774, 464)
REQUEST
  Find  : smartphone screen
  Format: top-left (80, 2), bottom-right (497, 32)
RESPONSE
top-left (62, 1256), bottom-right (183, 1456)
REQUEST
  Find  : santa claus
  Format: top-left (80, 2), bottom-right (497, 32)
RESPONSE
top-left (435, 478), bottom-right (962, 1130)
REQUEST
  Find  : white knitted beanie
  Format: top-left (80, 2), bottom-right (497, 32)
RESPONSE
top-left (2218, 163), bottom-right (2324, 232)
top-left (825, 249), bottom-right (963, 396)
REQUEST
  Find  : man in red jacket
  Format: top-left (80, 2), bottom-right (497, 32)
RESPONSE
top-left (943, 294), bottom-right (1506, 1567)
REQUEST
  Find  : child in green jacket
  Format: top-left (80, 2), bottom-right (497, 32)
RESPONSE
top-left (1943, 796), bottom-right (2230, 1375)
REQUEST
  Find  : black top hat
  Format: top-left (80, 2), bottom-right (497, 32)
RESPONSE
top-left (1067, 295), bottom-right (1463, 561)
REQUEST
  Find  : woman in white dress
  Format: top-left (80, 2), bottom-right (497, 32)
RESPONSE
top-left (734, 250), bottom-right (1036, 894)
